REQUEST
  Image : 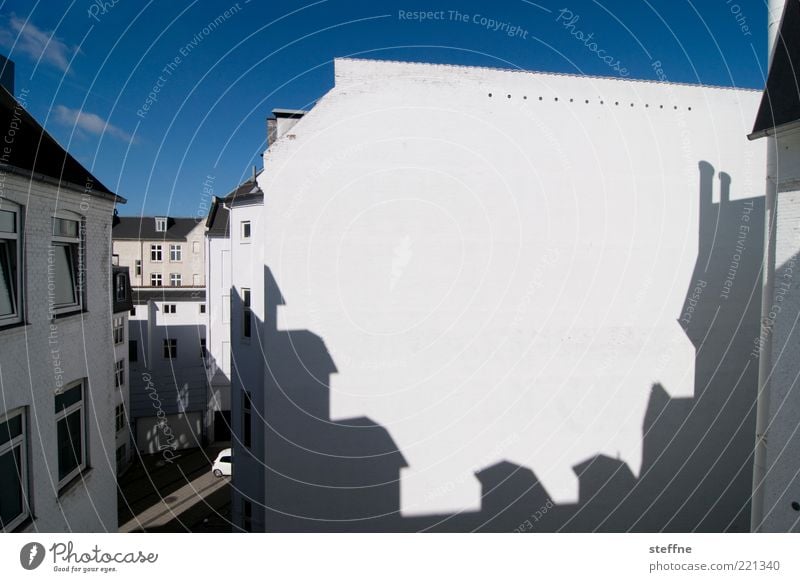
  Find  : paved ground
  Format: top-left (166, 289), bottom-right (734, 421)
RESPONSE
top-left (118, 443), bottom-right (232, 532)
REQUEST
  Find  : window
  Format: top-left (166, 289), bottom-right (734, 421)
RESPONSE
top-left (115, 403), bottom-right (126, 432)
top-left (114, 359), bottom-right (125, 388)
top-left (115, 273), bottom-right (127, 302)
top-left (111, 254), bottom-right (119, 266)
top-left (150, 244), bottom-right (162, 262)
top-left (242, 288), bottom-right (252, 339)
top-left (199, 304), bottom-right (206, 314)
top-left (0, 408), bottom-right (28, 530)
top-left (169, 244), bottom-right (182, 262)
top-left (154, 217), bottom-right (167, 232)
top-left (55, 382), bottom-right (86, 488)
top-left (242, 499), bottom-right (253, 532)
top-left (170, 273), bottom-right (182, 287)
top-left (112, 316), bottom-right (125, 344)
top-left (150, 273), bottom-right (162, 287)
top-left (51, 214), bottom-right (84, 314)
top-left (163, 338), bottom-right (177, 359)
top-left (163, 304), bottom-right (176, 314)
top-left (200, 338), bottom-right (207, 361)
top-left (0, 203), bottom-right (22, 327)
top-left (192, 241), bottom-right (200, 254)
top-left (192, 273), bottom-right (200, 286)
top-left (241, 221), bottom-right (251, 240)
top-left (243, 391), bottom-right (252, 448)
top-left (129, 340), bottom-right (138, 362)
top-left (134, 260), bottom-right (142, 276)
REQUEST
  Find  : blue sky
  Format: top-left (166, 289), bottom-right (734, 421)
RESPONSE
top-left (0, 0), bottom-right (768, 216)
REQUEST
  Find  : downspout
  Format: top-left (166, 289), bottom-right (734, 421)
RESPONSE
top-left (752, 0), bottom-right (786, 533)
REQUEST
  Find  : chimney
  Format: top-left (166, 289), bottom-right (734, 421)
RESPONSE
top-left (0, 55), bottom-right (14, 96)
top-left (266, 109), bottom-right (307, 148)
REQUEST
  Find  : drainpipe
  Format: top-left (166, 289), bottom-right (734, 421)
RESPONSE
top-left (752, 0), bottom-right (786, 533)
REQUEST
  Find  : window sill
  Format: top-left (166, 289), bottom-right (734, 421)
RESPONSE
top-left (0, 321), bottom-right (30, 336)
top-left (57, 467), bottom-right (92, 500)
top-left (7, 514), bottom-right (34, 533)
top-left (53, 308), bottom-right (87, 322)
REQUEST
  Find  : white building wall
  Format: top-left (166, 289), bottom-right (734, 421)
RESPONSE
top-left (113, 310), bottom-right (132, 471)
top-left (0, 173), bottom-right (118, 532)
top-left (206, 234), bottom-right (232, 415)
top-left (128, 296), bottom-right (208, 453)
top-left (232, 59), bottom-right (766, 531)
top-left (761, 127), bottom-right (800, 531)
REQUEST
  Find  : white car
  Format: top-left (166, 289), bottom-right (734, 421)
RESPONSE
top-left (211, 448), bottom-right (232, 477)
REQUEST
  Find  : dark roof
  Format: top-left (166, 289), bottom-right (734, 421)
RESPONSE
top-left (112, 266), bottom-right (133, 313)
top-left (205, 175), bottom-right (263, 238)
top-left (750, 0), bottom-right (800, 139)
top-left (113, 216), bottom-right (202, 240)
top-left (132, 287), bottom-right (206, 305)
top-left (0, 85), bottom-right (122, 202)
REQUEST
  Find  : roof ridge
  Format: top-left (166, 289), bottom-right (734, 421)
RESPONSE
top-left (335, 57), bottom-right (761, 93)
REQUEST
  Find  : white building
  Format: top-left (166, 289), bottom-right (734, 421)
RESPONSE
top-left (112, 266), bottom-right (134, 474)
top-left (749, 0), bottom-right (800, 533)
top-left (128, 288), bottom-right (208, 454)
top-left (113, 216), bottom-right (206, 289)
top-left (0, 75), bottom-right (123, 532)
top-left (204, 176), bottom-right (264, 443)
top-left (227, 58), bottom-right (766, 532)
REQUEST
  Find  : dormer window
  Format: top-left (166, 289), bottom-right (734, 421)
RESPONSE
top-left (155, 217), bottom-right (167, 232)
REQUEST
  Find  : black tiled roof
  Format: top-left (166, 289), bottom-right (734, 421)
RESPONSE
top-left (113, 216), bottom-right (202, 240)
top-left (205, 175), bottom-right (263, 238)
top-left (750, 0), bottom-right (800, 138)
top-left (0, 85), bottom-right (121, 201)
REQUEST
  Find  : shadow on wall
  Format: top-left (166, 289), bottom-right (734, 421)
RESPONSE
top-left (234, 161), bottom-right (763, 532)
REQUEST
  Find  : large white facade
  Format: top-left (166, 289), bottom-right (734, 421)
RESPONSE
top-left (229, 58), bottom-right (766, 531)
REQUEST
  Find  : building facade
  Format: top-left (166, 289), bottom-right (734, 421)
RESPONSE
top-left (113, 216), bottom-right (206, 288)
top-left (112, 266), bottom-right (133, 474)
top-left (128, 288), bottom-right (209, 454)
top-left (749, 0), bottom-right (800, 533)
top-left (0, 78), bottom-right (123, 532)
top-left (227, 58), bottom-right (766, 532)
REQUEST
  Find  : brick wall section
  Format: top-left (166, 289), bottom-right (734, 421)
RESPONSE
top-left (0, 172), bottom-right (118, 532)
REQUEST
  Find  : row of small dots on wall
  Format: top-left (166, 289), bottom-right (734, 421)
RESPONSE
top-left (487, 92), bottom-right (692, 111)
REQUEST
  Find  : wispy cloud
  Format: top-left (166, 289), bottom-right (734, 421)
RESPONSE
top-left (0, 16), bottom-right (75, 72)
top-left (54, 105), bottom-right (135, 143)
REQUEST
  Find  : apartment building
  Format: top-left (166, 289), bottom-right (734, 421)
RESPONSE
top-left (113, 216), bottom-right (205, 288)
top-left (112, 266), bottom-right (133, 474)
top-left (127, 287), bottom-right (208, 453)
top-left (0, 73), bottom-right (123, 532)
top-left (226, 58), bottom-right (766, 532)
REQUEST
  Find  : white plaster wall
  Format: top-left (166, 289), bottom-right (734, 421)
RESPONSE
top-left (763, 128), bottom-right (800, 531)
top-left (0, 173), bottom-right (118, 532)
top-left (247, 59), bottom-right (765, 521)
top-left (206, 234), bottom-right (232, 411)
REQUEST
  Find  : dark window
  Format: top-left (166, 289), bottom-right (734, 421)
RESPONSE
top-left (242, 499), bottom-right (252, 532)
top-left (243, 391), bottom-right (252, 448)
top-left (242, 288), bottom-right (252, 339)
top-left (55, 383), bottom-right (85, 486)
top-left (0, 408), bottom-right (28, 530)
top-left (129, 340), bottom-right (138, 362)
top-left (163, 338), bottom-right (177, 359)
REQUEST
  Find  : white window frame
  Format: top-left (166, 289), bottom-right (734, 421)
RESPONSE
top-left (170, 273), bottom-right (182, 287)
top-left (0, 201), bottom-right (22, 327)
top-left (55, 381), bottom-right (86, 489)
top-left (192, 241), bottom-right (200, 254)
top-left (112, 316), bottom-right (125, 344)
top-left (169, 244), bottom-right (182, 262)
top-left (51, 212), bottom-right (84, 316)
top-left (114, 273), bottom-right (127, 302)
top-left (150, 244), bottom-right (162, 262)
top-left (163, 303), bottom-right (176, 314)
top-left (114, 359), bottom-right (125, 388)
top-left (150, 273), bottom-right (162, 287)
top-left (240, 221), bottom-right (251, 242)
top-left (155, 217), bottom-right (167, 232)
top-left (134, 259), bottom-right (142, 276)
top-left (199, 303), bottom-right (206, 314)
top-left (0, 407), bottom-right (29, 530)
top-left (115, 403), bottom-right (126, 432)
